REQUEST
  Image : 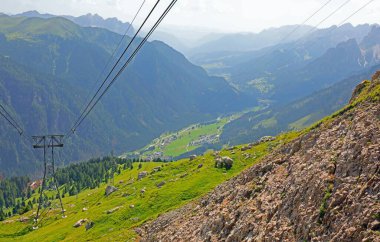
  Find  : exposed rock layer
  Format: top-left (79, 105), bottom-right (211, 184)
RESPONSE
top-left (139, 78), bottom-right (380, 241)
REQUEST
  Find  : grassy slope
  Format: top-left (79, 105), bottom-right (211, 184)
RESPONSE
top-left (0, 132), bottom-right (298, 242)
top-left (2, 79), bottom-right (378, 241)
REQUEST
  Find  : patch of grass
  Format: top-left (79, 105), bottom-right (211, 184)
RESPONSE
top-left (319, 183), bottom-right (334, 222)
top-left (373, 212), bottom-right (380, 221)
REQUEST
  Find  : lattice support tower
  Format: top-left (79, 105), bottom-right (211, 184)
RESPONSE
top-left (32, 135), bottom-right (66, 229)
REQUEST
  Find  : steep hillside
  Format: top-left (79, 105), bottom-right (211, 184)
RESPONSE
top-left (216, 26), bottom-right (380, 146)
top-left (229, 25), bottom-right (379, 101)
top-left (139, 73), bottom-right (380, 241)
top-left (0, 131), bottom-right (297, 241)
top-left (1, 72), bottom-right (378, 242)
top-left (0, 15), bottom-right (248, 177)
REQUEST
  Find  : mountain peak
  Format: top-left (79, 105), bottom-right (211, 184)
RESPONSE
top-left (336, 38), bottom-right (358, 49)
top-left (22, 10), bottom-right (40, 15)
top-left (361, 25), bottom-right (380, 49)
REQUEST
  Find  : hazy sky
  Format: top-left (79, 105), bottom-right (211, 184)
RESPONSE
top-left (1, 0), bottom-right (379, 33)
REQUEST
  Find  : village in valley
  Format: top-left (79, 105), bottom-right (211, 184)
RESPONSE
top-left (123, 114), bottom-right (242, 161)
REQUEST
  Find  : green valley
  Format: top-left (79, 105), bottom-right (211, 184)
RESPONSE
top-left (124, 116), bottom-right (231, 160)
top-left (124, 109), bottom-right (261, 160)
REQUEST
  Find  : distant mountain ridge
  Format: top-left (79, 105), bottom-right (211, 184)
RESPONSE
top-left (191, 25), bottom-right (314, 55)
top-left (220, 64), bottom-right (380, 145)
top-left (12, 10), bottom-right (134, 35)
top-left (190, 24), bottom-right (380, 149)
top-left (222, 24), bottom-right (378, 100)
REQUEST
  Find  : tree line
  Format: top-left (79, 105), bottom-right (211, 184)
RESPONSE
top-left (0, 156), bottom-right (158, 220)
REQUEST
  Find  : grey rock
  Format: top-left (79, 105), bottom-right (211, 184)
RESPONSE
top-left (73, 219), bottom-right (87, 228)
top-left (138, 171), bottom-right (148, 180)
top-left (189, 155), bottom-right (197, 161)
top-left (105, 185), bottom-right (118, 196)
top-left (156, 181), bottom-right (166, 188)
top-left (85, 221), bottom-right (94, 231)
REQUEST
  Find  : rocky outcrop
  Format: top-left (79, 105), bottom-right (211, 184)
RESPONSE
top-left (156, 181), bottom-right (166, 188)
top-left (106, 206), bottom-right (122, 214)
top-left (85, 221), bottom-right (94, 231)
top-left (215, 156), bottom-right (234, 170)
top-left (138, 78), bottom-right (380, 241)
top-left (152, 167), bottom-right (162, 173)
top-left (73, 219), bottom-right (88, 228)
top-left (138, 171), bottom-right (149, 180)
top-left (189, 155), bottom-right (197, 161)
top-left (105, 185), bottom-right (118, 196)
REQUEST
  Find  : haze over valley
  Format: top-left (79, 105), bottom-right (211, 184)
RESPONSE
top-left (0, 1), bottom-right (379, 241)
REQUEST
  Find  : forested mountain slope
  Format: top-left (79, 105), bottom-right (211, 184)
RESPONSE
top-left (218, 25), bottom-right (380, 146)
top-left (0, 15), bottom-right (248, 176)
top-left (221, 64), bottom-right (380, 145)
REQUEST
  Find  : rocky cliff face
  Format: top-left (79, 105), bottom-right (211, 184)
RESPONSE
top-left (138, 73), bottom-right (380, 241)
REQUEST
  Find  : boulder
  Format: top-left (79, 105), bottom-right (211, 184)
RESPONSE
top-left (73, 219), bottom-right (88, 228)
top-left (215, 157), bottom-right (223, 168)
top-left (152, 166), bottom-right (162, 173)
top-left (106, 206), bottom-right (122, 214)
top-left (19, 217), bottom-right (29, 223)
top-left (180, 173), bottom-right (188, 178)
top-left (222, 157), bottom-right (234, 169)
top-left (138, 171), bottom-right (148, 180)
top-left (259, 136), bottom-right (275, 143)
top-left (156, 181), bottom-right (166, 188)
top-left (82, 207), bottom-right (88, 212)
top-left (198, 164), bottom-right (203, 169)
top-left (369, 220), bottom-right (380, 231)
top-left (215, 156), bottom-right (234, 169)
top-left (85, 221), bottom-right (94, 231)
top-left (130, 204), bottom-right (135, 208)
top-left (105, 185), bottom-right (118, 196)
top-left (189, 155), bottom-right (197, 161)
